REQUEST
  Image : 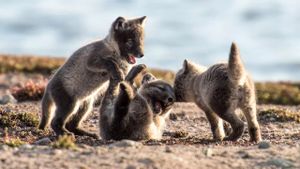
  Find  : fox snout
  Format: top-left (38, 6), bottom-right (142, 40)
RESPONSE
top-left (135, 48), bottom-right (144, 58)
top-left (136, 53), bottom-right (144, 58)
top-left (164, 91), bottom-right (175, 107)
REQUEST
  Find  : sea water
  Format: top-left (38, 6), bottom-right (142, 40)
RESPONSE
top-left (0, 0), bottom-right (299, 81)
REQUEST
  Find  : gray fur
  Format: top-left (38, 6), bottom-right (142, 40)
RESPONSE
top-left (174, 42), bottom-right (261, 142)
top-left (38, 16), bottom-right (147, 139)
top-left (100, 67), bottom-right (175, 140)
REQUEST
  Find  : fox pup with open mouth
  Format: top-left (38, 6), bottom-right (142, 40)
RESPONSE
top-left (39, 16), bottom-right (147, 139)
top-left (100, 65), bottom-right (175, 140)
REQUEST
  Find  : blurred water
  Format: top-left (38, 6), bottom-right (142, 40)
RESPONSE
top-left (0, 0), bottom-right (300, 81)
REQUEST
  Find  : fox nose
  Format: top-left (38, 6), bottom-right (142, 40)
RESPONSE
top-left (136, 54), bottom-right (144, 58)
top-left (165, 96), bottom-right (174, 107)
top-left (167, 97), bottom-right (174, 103)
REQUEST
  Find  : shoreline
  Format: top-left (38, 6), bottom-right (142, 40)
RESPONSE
top-left (1, 54), bottom-right (299, 83)
top-left (1, 54), bottom-right (300, 105)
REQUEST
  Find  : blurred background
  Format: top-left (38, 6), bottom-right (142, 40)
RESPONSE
top-left (0, 0), bottom-right (299, 81)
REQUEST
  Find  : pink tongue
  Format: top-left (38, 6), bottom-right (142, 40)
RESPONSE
top-left (129, 55), bottom-right (136, 64)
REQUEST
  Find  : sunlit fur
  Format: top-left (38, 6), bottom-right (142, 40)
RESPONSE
top-left (100, 67), bottom-right (175, 140)
top-left (38, 16), bottom-right (146, 139)
top-left (174, 42), bottom-right (261, 142)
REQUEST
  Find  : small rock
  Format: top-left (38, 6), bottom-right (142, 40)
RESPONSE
top-left (81, 151), bottom-right (93, 156)
top-left (138, 158), bottom-right (155, 165)
top-left (68, 152), bottom-right (78, 158)
top-left (237, 150), bottom-right (252, 159)
top-left (28, 153), bottom-right (38, 158)
top-left (20, 144), bottom-right (33, 149)
top-left (109, 140), bottom-right (142, 148)
top-left (126, 165), bottom-right (137, 169)
top-left (79, 165), bottom-right (88, 169)
top-left (0, 145), bottom-right (10, 151)
top-left (169, 113), bottom-right (177, 121)
top-left (34, 137), bottom-right (52, 145)
top-left (0, 157), bottom-right (6, 163)
top-left (220, 150), bottom-right (229, 157)
top-left (258, 141), bottom-right (271, 149)
top-left (116, 156), bottom-right (126, 163)
top-left (12, 147), bottom-right (19, 152)
top-left (51, 149), bottom-right (63, 155)
top-left (265, 158), bottom-right (294, 168)
top-left (165, 146), bottom-right (172, 153)
top-left (203, 148), bottom-right (213, 157)
top-left (0, 94), bottom-right (17, 105)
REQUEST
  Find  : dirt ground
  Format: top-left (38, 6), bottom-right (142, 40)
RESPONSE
top-left (0, 73), bottom-right (300, 169)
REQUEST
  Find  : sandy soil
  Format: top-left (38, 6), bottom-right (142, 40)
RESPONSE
top-left (0, 73), bottom-right (300, 169)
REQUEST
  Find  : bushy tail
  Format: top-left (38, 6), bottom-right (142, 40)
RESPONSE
top-left (228, 42), bottom-right (245, 85)
top-left (38, 90), bottom-right (54, 130)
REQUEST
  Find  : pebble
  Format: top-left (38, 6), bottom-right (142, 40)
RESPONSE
top-left (0, 145), bottom-right (10, 151)
top-left (138, 158), bottom-right (155, 165)
top-left (12, 147), bottom-right (19, 153)
top-left (20, 144), bottom-right (33, 150)
top-left (51, 149), bottom-right (63, 155)
top-left (126, 165), bottom-right (137, 169)
top-left (109, 140), bottom-right (142, 148)
top-left (34, 137), bottom-right (52, 145)
top-left (165, 146), bottom-right (172, 153)
top-left (203, 148), bottom-right (213, 157)
top-left (220, 150), bottom-right (229, 157)
top-left (0, 94), bottom-right (17, 105)
top-left (237, 150), bottom-right (252, 159)
top-left (265, 158), bottom-right (294, 168)
top-left (258, 141), bottom-right (271, 149)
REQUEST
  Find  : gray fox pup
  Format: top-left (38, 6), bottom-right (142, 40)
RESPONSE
top-left (100, 65), bottom-right (175, 140)
top-left (38, 16), bottom-right (147, 139)
top-left (174, 42), bottom-right (261, 142)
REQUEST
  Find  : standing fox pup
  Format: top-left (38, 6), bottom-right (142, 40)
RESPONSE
top-left (38, 16), bottom-right (147, 138)
top-left (174, 42), bottom-right (261, 142)
top-left (100, 65), bottom-right (175, 140)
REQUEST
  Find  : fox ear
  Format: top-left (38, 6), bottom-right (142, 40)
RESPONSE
top-left (114, 16), bottom-right (127, 31)
top-left (142, 73), bottom-right (156, 84)
top-left (183, 59), bottom-right (190, 73)
top-left (130, 16), bottom-right (147, 27)
top-left (136, 16), bottom-right (147, 27)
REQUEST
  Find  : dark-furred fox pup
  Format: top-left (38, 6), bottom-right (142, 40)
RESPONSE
top-left (174, 42), bottom-right (261, 142)
top-left (38, 16), bottom-right (147, 139)
top-left (100, 65), bottom-right (175, 140)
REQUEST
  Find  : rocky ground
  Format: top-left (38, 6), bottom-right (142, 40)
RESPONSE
top-left (0, 101), bottom-right (300, 169)
top-left (0, 71), bottom-right (300, 169)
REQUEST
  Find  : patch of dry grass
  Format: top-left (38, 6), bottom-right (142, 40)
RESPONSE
top-left (4, 137), bottom-right (26, 147)
top-left (10, 79), bottom-right (47, 102)
top-left (0, 54), bottom-right (64, 74)
top-left (2, 128), bottom-right (27, 147)
top-left (52, 135), bottom-right (77, 149)
top-left (259, 108), bottom-right (300, 123)
top-left (256, 82), bottom-right (300, 105)
top-left (0, 108), bottom-right (39, 128)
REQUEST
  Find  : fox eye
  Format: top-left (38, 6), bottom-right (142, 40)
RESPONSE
top-left (126, 39), bottom-right (133, 47)
top-left (157, 86), bottom-right (165, 91)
